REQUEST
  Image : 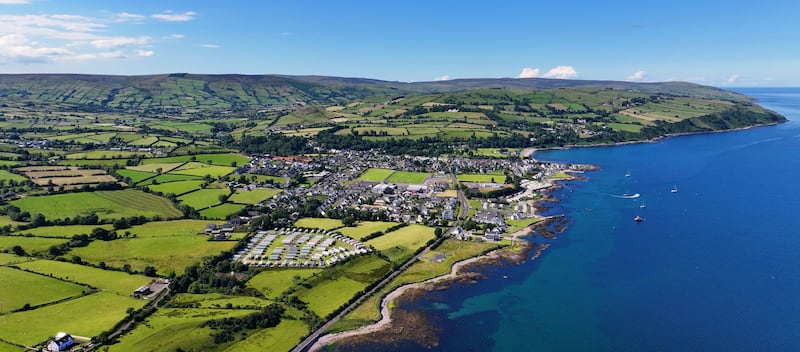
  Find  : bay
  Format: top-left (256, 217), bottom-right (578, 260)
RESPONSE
top-left (336, 88), bottom-right (800, 351)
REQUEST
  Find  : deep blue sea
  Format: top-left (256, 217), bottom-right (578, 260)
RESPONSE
top-left (339, 88), bottom-right (800, 352)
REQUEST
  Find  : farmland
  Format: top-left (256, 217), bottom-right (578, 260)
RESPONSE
top-left (15, 259), bottom-right (151, 295)
top-left (178, 188), bottom-right (231, 210)
top-left (228, 188), bottom-right (282, 205)
top-left (10, 190), bottom-right (183, 221)
top-left (0, 266), bottom-right (85, 313)
top-left (356, 168), bottom-right (394, 182)
top-left (365, 224), bottom-right (436, 264)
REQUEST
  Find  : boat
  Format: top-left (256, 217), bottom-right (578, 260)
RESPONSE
top-left (640, 203), bottom-right (646, 208)
top-left (634, 215), bottom-right (645, 222)
top-left (671, 185), bottom-right (678, 193)
top-left (625, 169), bottom-right (631, 177)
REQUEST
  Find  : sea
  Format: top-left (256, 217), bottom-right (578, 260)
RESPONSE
top-left (336, 88), bottom-right (800, 352)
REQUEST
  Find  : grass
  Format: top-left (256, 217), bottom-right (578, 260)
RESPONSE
top-left (125, 219), bottom-right (211, 238)
top-left (298, 276), bottom-right (367, 318)
top-left (356, 168), bottom-right (394, 182)
top-left (0, 170), bottom-right (27, 183)
top-left (171, 162), bottom-right (236, 177)
top-left (228, 188), bottom-right (282, 204)
top-left (177, 188), bottom-right (231, 210)
top-left (606, 122), bottom-right (645, 132)
top-left (246, 268), bottom-right (321, 299)
top-left (146, 180), bottom-right (205, 196)
top-left (337, 221), bottom-right (401, 241)
top-left (70, 236), bottom-right (236, 275)
top-left (138, 173), bottom-right (203, 185)
top-left (10, 189), bottom-right (182, 221)
top-left (127, 162), bottom-right (185, 173)
top-left (223, 318), bottom-right (308, 352)
top-left (107, 307), bottom-right (256, 352)
top-left (116, 169), bottom-right (157, 184)
top-left (199, 203), bottom-right (247, 220)
top-left (142, 153), bottom-right (250, 167)
top-left (13, 224), bottom-right (114, 238)
top-left (168, 293), bottom-right (272, 309)
top-left (0, 267), bottom-right (86, 313)
top-left (0, 236), bottom-right (68, 254)
top-left (457, 173), bottom-right (507, 183)
top-left (0, 252), bottom-right (32, 265)
top-left (386, 171), bottom-right (429, 184)
top-left (0, 292), bottom-right (146, 347)
top-left (15, 260), bottom-right (151, 295)
top-left (365, 224), bottom-right (435, 263)
top-left (294, 217), bottom-right (343, 230)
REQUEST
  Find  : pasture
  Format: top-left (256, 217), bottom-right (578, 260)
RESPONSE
top-left (199, 203), bottom-right (246, 220)
top-left (13, 224), bottom-right (113, 238)
top-left (246, 268), bottom-right (321, 299)
top-left (19, 166), bottom-right (116, 186)
top-left (10, 189), bottom-right (183, 221)
top-left (337, 221), bottom-right (401, 241)
top-left (125, 219), bottom-right (210, 238)
top-left (0, 292), bottom-right (146, 347)
top-left (178, 189), bottom-right (231, 210)
top-left (116, 169), bottom-right (157, 184)
top-left (0, 170), bottom-right (27, 183)
top-left (0, 267), bottom-right (85, 313)
top-left (69, 235), bottom-right (236, 275)
top-left (0, 236), bottom-right (68, 254)
top-left (294, 217), bottom-right (343, 230)
top-left (223, 319), bottom-right (308, 352)
top-left (146, 180), bottom-right (205, 196)
top-left (457, 173), bottom-right (507, 183)
top-left (171, 162), bottom-right (236, 177)
top-left (142, 153), bottom-right (250, 167)
top-left (365, 224), bottom-right (435, 264)
top-left (229, 188), bottom-right (282, 204)
top-left (138, 173), bottom-right (203, 185)
top-left (109, 307), bottom-right (258, 352)
top-left (16, 260), bottom-right (151, 295)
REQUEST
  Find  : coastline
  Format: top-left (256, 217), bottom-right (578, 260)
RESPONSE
top-left (309, 170), bottom-right (582, 351)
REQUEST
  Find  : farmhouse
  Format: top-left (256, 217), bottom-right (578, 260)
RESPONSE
top-left (133, 285), bottom-right (152, 298)
top-left (46, 332), bottom-right (75, 352)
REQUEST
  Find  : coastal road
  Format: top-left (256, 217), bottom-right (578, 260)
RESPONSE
top-left (293, 230), bottom-right (456, 352)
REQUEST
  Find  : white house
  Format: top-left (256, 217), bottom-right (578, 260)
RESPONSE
top-left (47, 332), bottom-right (75, 352)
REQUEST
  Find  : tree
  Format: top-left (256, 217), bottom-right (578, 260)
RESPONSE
top-left (143, 266), bottom-right (158, 277)
top-left (11, 245), bottom-right (25, 256)
top-left (342, 216), bottom-right (356, 227)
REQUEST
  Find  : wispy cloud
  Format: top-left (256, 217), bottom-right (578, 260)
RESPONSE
top-left (0, 10), bottom-right (190, 65)
top-left (726, 74), bottom-right (740, 84)
top-left (626, 70), bottom-right (647, 81)
top-left (90, 36), bottom-right (150, 49)
top-left (0, 0), bottom-right (30, 4)
top-left (200, 43), bottom-right (219, 49)
top-left (542, 66), bottom-right (578, 79)
top-left (152, 11), bottom-right (197, 22)
top-left (518, 67), bottom-right (540, 78)
top-left (114, 12), bottom-right (145, 23)
top-left (434, 75), bottom-right (450, 81)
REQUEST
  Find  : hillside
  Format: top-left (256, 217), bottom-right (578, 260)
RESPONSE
top-left (0, 73), bottom-right (753, 116)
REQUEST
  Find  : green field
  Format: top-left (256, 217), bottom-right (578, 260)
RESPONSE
top-left (147, 180), bottom-right (205, 196)
top-left (124, 219), bottom-right (211, 238)
top-left (199, 203), bottom-right (247, 220)
top-left (138, 173), bottom-right (203, 185)
top-left (0, 236), bottom-right (68, 254)
top-left (0, 267), bottom-right (85, 313)
top-left (386, 171), bottom-right (429, 184)
top-left (16, 260), bottom-right (151, 295)
top-left (127, 162), bottom-right (184, 173)
top-left (168, 293), bottom-right (271, 309)
top-left (70, 236), bottom-right (236, 275)
top-left (223, 318), bottom-right (308, 352)
top-left (0, 292), bottom-right (146, 346)
top-left (365, 224), bottom-right (435, 264)
top-left (457, 173), bottom-right (507, 183)
top-left (171, 162), bottom-right (236, 177)
top-left (142, 153), bottom-right (250, 167)
top-left (0, 170), bottom-right (27, 183)
top-left (13, 224), bottom-right (113, 238)
top-left (337, 221), bottom-right (401, 241)
top-left (10, 190), bottom-right (183, 221)
top-left (294, 217), bottom-right (343, 230)
top-left (0, 253), bottom-right (31, 265)
top-left (110, 307), bottom-right (258, 352)
top-left (246, 268), bottom-right (321, 299)
top-left (356, 168), bottom-right (394, 182)
top-left (178, 188), bottom-right (231, 210)
top-left (116, 169), bottom-right (157, 184)
top-left (228, 188), bottom-right (282, 204)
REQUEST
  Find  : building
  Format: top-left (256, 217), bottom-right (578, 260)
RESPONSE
top-left (47, 332), bottom-right (75, 352)
top-left (133, 285), bottom-right (152, 298)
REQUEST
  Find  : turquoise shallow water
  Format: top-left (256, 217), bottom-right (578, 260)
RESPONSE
top-left (336, 88), bottom-right (800, 352)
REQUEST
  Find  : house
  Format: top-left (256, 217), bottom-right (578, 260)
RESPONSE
top-left (47, 332), bottom-right (75, 352)
top-left (133, 285), bottom-right (152, 297)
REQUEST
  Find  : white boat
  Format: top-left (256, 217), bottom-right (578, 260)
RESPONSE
top-left (640, 203), bottom-right (646, 208)
top-left (625, 169), bottom-right (631, 177)
top-left (671, 185), bottom-right (678, 193)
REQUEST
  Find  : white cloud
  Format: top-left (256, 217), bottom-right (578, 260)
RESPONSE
top-left (114, 12), bottom-right (145, 23)
top-left (137, 49), bottom-right (154, 57)
top-left (200, 43), bottom-right (219, 49)
top-left (542, 66), bottom-right (578, 79)
top-left (152, 11), bottom-right (196, 22)
top-left (90, 36), bottom-right (149, 49)
top-left (0, 33), bottom-right (72, 62)
top-left (626, 70), bottom-right (647, 81)
top-left (518, 67), bottom-right (540, 78)
top-left (0, 0), bottom-right (30, 4)
top-left (434, 75), bottom-right (450, 81)
top-left (726, 74), bottom-right (740, 84)
top-left (168, 34), bottom-right (185, 39)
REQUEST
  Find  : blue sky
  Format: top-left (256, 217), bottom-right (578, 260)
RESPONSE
top-left (0, 0), bottom-right (798, 86)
